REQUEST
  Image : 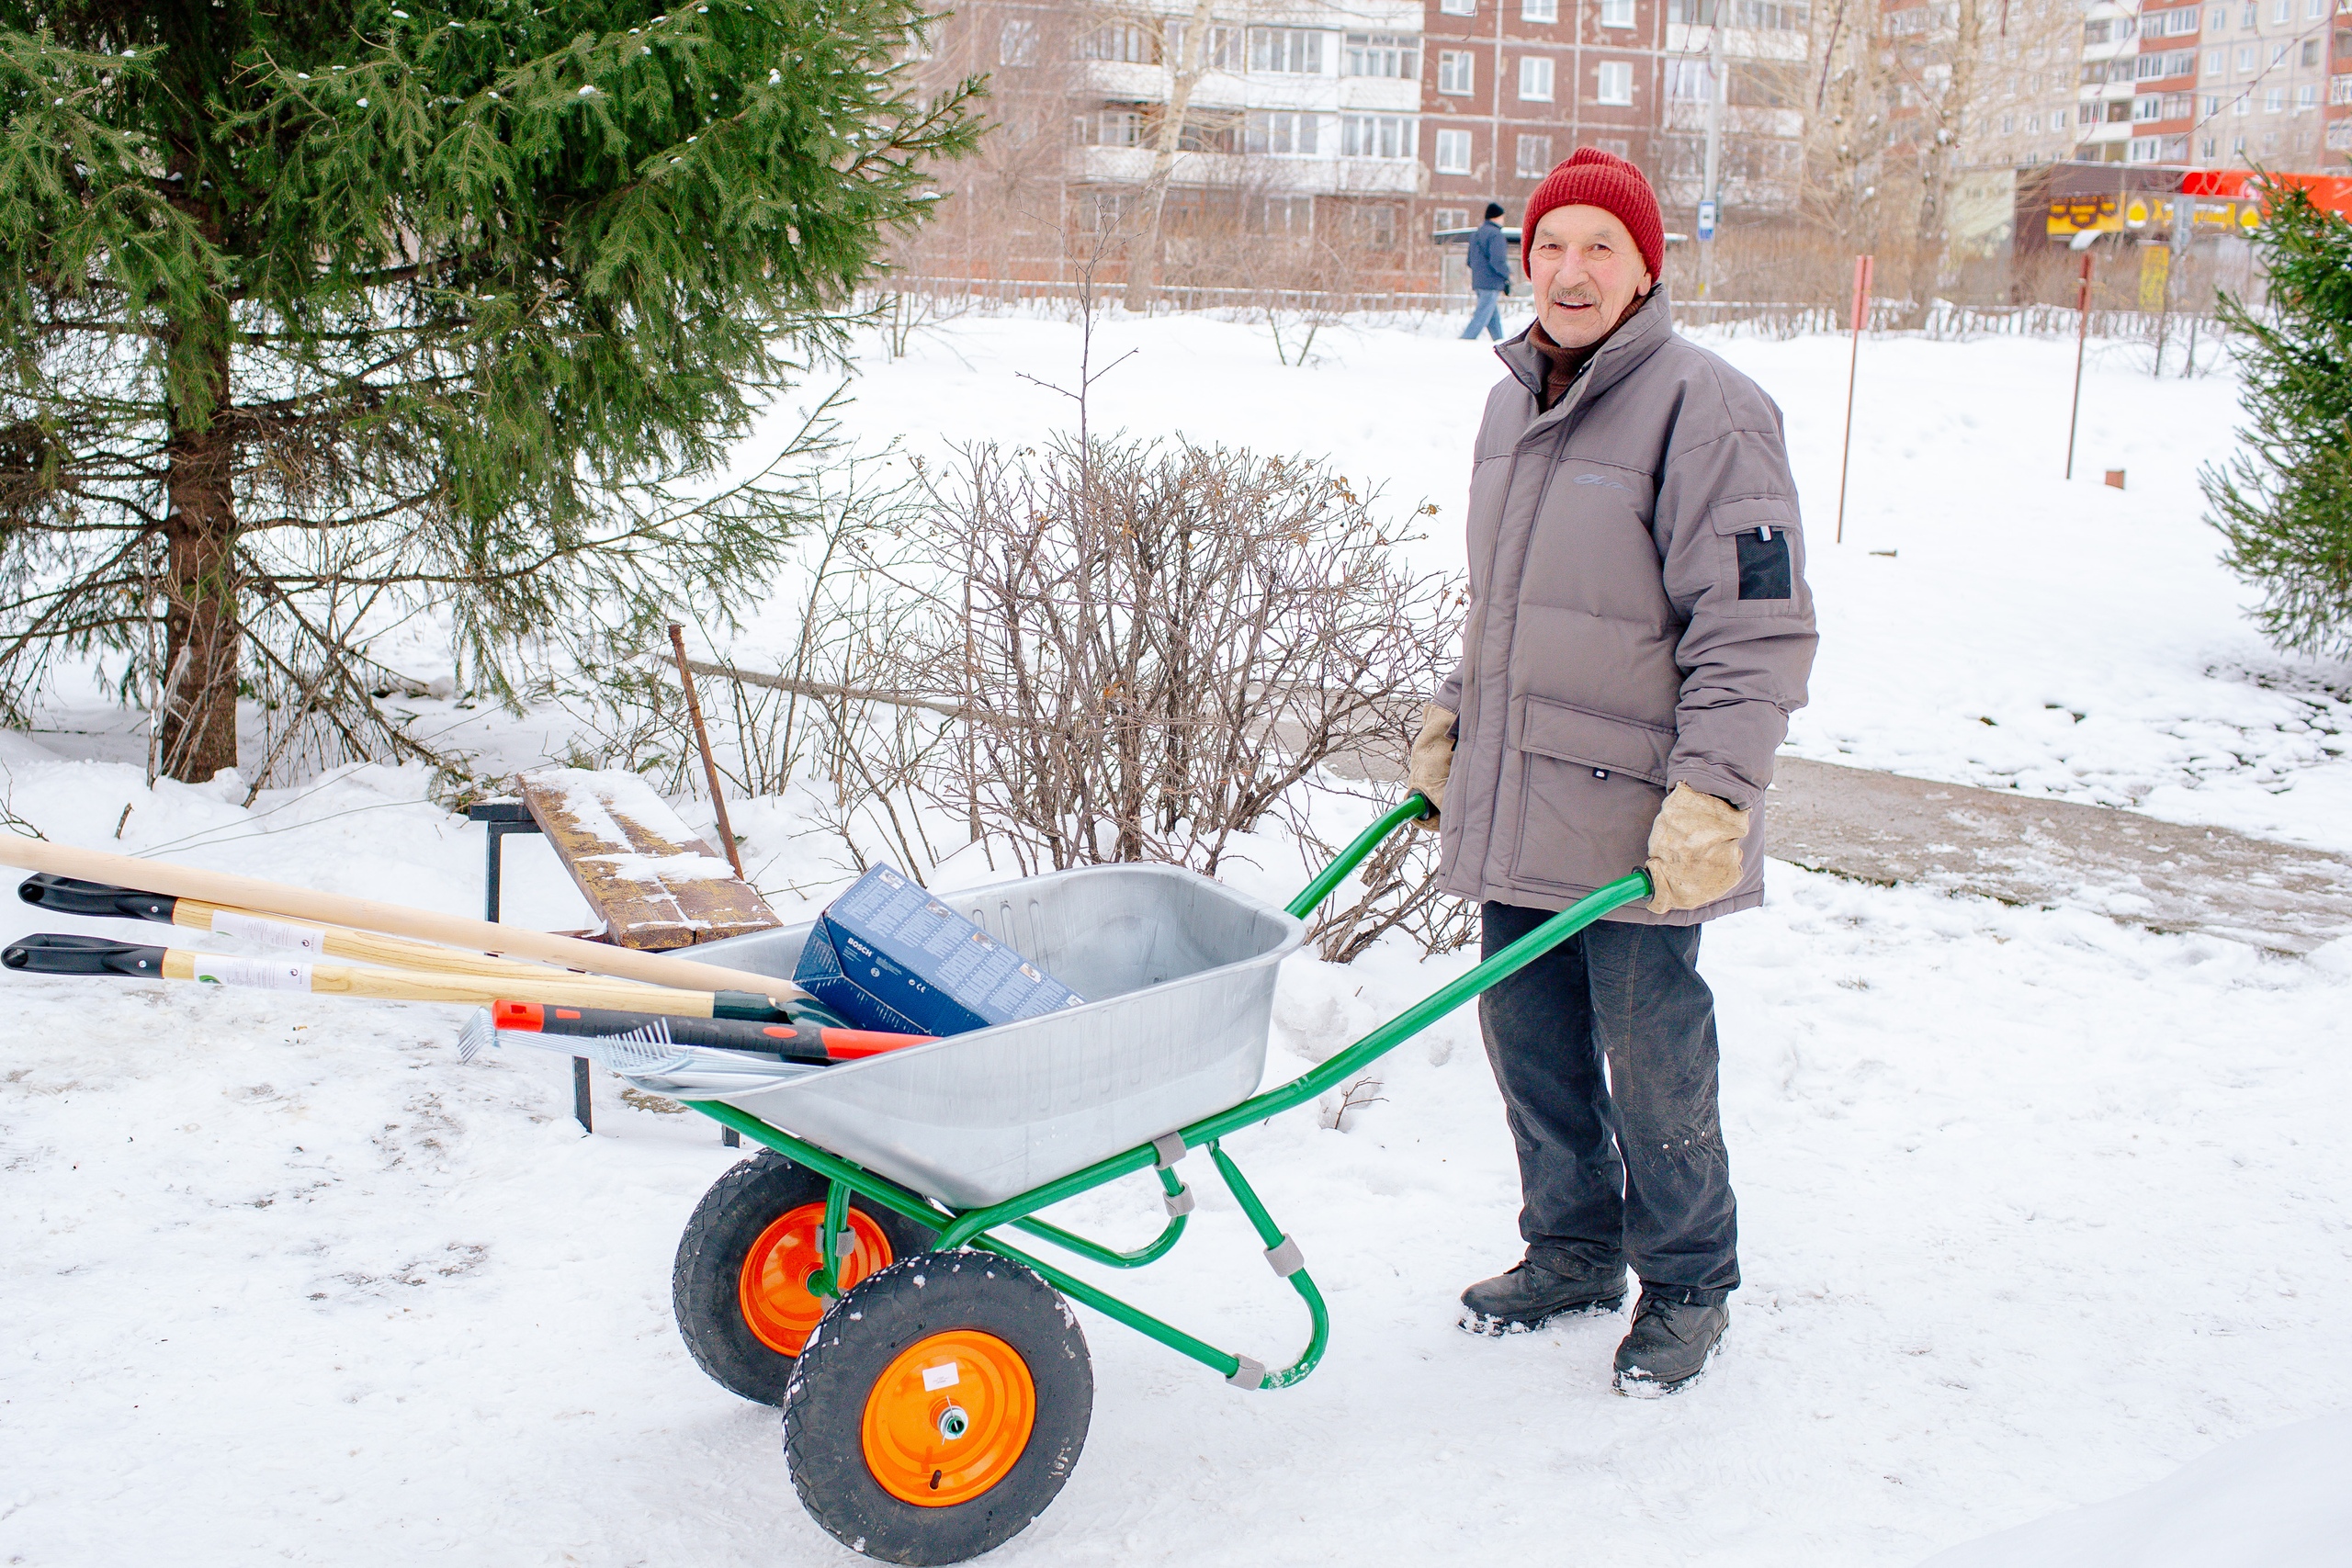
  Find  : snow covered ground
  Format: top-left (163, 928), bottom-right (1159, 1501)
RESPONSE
top-left (5, 309), bottom-right (2351, 1565)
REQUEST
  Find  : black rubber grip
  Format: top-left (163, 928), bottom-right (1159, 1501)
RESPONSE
top-left (3, 932), bottom-right (171, 977)
top-left (17, 874), bottom-right (177, 923)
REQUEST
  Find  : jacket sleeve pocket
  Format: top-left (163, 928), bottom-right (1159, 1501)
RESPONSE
top-left (1514, 697), bottom-right (1674, 786)
top-left (1707, 499), bottom-right (1805, 618)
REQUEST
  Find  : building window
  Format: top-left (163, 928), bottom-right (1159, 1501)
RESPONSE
top-left (1600, 0), bottom-right (1637, 25)
top-left (2301, 38), bottom-right (2319, 64)
top-left (1515, 133), bottom-right (1555, 176)
top-left (1245, 110), bottom-right (1321, 154)
top-left (1078, 191), bottom-right (1125, 232)
top-left (2208, 5), bottom-right (2226, 30)
top-left (1665, 59), bottom-right (1714, 98)
top-left (2293, 82), bottom-right (2316, 107)
top-left (2205, 46), bottom-right (2224, 71)
top-left (1440, 0), bottom-right (1476, 15)
top-left (2240, 2), bottom-right (2256, 25)
top-left (2027, 112), bottom-right (2040, 131)
top-left (2335, 73), bottom-right (2352, 105)
top-left (2133, 95), bottom-right (2163, 119)
top-left (998, 18), bottom-right (1037, 64)
top-left (2164, 91), bottom-right (2193, 116)
top-left (1594, 59), bottom-right (1634, 103)
top-left (2200, 134), bottom-right (2217, 155)
top-left (1341, 114), bottom-right (1419, 158)
top-left (1250, 28), bottom-right (1327, 73)
top-left (1344, 33), bottom-right (1420, 77)
top-left (1433, 207), bottom-right (1470, 232)
top-left (2000, 112), bottom-right (2016, 132)
top-left (1438, 51), bottom-right (1476, 95)
top-left (2128, 135), bottom-right (2160, 160)
top-left (1593, 136), bottom-right (1631, 157)
top-left (2308, 0), bottom-right (2326, 17)
top-left (2235, 45), bottom-right (2255, 72)
top-left (2269, 0), bottom-right (2287, 21)
top-left (1434, 127), bottom-right (1475, 173)
top-left (1250, 196), bottom-right (1314, 235)
top-left (2202, 92), bottom-right (2222, 114)
top-left (1523, 0), bottom-right (1558, 21)
top-left (2078, 101), bottom-right (2099, 124)
top-left (2232, 131), bottom-right (2245, 151)
top-left (2166, 6), bottom-right (2200, 33)
top-left (2233, 91), bottom-right (2251, 113)
top-left (1077, 108), bottom-right (1145, 146)
top-left (2270, 42), bottom-right (2289, 65)
top-left (1357, 204), bottom-right (1400, 249)
top-left (1079, 25), bottom-right (1156, 63)
top-left (1520, 56), bottom-right (1555, 99)
top-left (2263, 85), bottom-right (2285, 110)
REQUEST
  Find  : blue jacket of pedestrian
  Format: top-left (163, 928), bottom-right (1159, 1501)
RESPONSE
top-left (1468, 220), bottom-right (1511, 292)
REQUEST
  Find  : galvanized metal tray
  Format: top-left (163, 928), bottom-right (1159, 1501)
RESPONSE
top-left (694, 863), bottom-right (1306, 1207)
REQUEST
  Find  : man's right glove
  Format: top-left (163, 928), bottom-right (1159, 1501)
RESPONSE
top-left (1406, 705), bottom-right (1457, 827)
top-left (1643, 782), bottom-right (1750, 912)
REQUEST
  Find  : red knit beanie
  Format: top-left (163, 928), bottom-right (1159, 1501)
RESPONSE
top-left (1521, 148), bottom-right (1666, 282)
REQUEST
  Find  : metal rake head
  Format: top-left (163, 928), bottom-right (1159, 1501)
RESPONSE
top-left (456, 1009), bottom-right (681, 1072)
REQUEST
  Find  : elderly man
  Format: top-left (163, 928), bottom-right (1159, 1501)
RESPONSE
top-left (1408, 149), bottom-right (1817, 1394)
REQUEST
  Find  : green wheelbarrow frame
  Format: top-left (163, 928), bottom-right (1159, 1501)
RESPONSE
top-left (689, 795), bottom-right (1653, 1392)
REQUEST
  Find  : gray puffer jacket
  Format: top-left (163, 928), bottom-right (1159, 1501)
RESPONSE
top-left (1434, 288), bottom-right (1817, 924)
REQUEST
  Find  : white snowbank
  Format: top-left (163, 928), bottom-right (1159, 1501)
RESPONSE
top-left (1920, 1414), bottom-right (2352, 1566)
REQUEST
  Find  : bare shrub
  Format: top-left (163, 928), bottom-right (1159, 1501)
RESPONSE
top-left (884, 434), bottom-right (1462, 880)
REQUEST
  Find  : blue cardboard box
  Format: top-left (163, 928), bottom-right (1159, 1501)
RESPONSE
top-left (793, 864), bottom-right (1086, 1037)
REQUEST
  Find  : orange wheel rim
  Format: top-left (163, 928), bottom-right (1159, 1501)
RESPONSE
top-left (738, 1203), bottom-right (893, 1357)
top-left (860, 1330), bottom-right (1035, 1507)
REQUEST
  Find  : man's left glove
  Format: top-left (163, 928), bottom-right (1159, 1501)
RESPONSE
top-left (1644, 782), bottom-right (1750, 913)
top-left (1406, 705), bottom-right (1456, 827)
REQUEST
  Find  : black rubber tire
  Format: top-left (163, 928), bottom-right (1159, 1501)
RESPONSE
top-left (784, 1252), bottom-right (1092, 1566)
top-left (672, 1150), bottom-right (935, 1405)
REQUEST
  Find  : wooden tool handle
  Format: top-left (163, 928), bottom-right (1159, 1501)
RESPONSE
top-left (0, 839), bottom-right (802, 999)
top-left (175, 898), bottom-right (593, 987)
top-left (157, 946), bottom-right (728, 1015)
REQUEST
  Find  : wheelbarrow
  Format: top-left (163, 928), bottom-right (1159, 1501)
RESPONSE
top-left (663, 797), bottom-right (1650, 1564)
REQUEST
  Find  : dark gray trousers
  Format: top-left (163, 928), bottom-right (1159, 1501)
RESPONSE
top-left (1477, 902), bottom-right (1738, 1304)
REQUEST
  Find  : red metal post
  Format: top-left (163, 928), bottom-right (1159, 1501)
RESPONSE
top-left (1834, 253), bottom-right (1873, 545)
top-left (2064, 250), bottom-right (2094, 480)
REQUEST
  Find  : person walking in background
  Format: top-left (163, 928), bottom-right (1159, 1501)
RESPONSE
top-left (1408, 149), bottom-right (1817, 1393)
top-left (1459, 202), bottom-right (1511, 341)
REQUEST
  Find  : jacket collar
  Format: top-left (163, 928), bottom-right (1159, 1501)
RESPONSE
top-left (1495, 285), bottom-right (1676, 411)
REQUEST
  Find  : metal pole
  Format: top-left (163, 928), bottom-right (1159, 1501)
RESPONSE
top-left (1835, 253), bottom-right (1873, 545)
top-left (1701, 5), bottom-right (1724, 298)
top-left (2064, 249), bottom-right (2093, 480)
top-left (667, 623), bottom-right (745, 880)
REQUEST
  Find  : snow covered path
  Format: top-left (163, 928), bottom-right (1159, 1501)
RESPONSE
top-left (6, 856), bottom-right (2347, 1566)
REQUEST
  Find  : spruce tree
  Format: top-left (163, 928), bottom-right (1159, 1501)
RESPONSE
top-left (0, 3), bottom-right (976, 782)
top-left (2202, 186), bottom-right (2352, 660)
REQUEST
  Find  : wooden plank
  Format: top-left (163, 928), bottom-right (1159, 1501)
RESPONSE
top-left (517, 768), bottom-right (781, 951)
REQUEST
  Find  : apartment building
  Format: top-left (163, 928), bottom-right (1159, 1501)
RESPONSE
top-left (899, 0), bottom-right (1430, 285)
top-left (2079, 0), bottom-right (2346, 168)
top-left (1069, 0), bottom-right (1429, 245)
top-left (1417, 0), bottom-right (1807, 239)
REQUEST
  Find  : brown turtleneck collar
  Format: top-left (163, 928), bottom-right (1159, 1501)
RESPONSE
top-left (1525, 288), bottom-right (1653, 410)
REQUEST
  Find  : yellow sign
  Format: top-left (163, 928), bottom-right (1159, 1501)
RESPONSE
top-left (2047, 193), bottom-right (2124, 235)
top-left (2138, 244), bottom-right (2171, 310)
top-left (2125, 198), bottom-right (2151, 229)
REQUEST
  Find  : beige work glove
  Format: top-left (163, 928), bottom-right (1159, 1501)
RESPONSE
top-left (1643, 782), bottom-right (1750, 913)
top-left (1405, 705), bottom-right (1457, 827)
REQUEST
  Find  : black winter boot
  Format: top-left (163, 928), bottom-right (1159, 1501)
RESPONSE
top-left (1457, 1260), bottom-right (1627, 1336)
top-left (1611, 1287), bottom-right (1729, 1395)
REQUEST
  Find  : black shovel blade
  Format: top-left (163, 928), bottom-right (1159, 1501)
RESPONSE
top-left (2, 932), bottom-right (170, 977)
top-left (16, 874), bottom-right (176, 923)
